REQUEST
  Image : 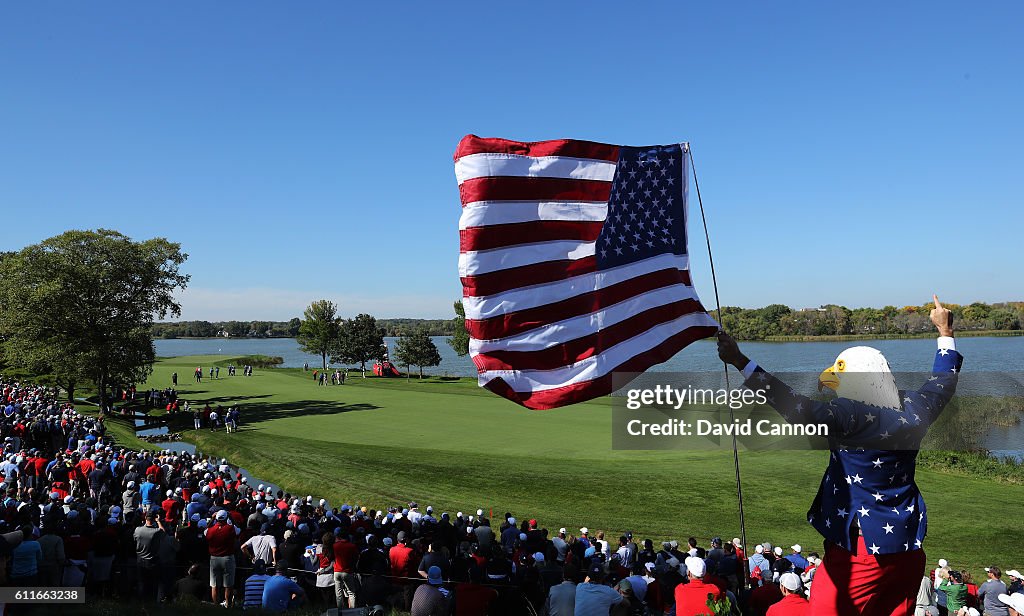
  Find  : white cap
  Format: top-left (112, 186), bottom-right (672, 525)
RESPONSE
top-left (518, 533), bottom-right (527, 541)
top-left (559, 528), bottom-right (567, 535)
top-left (457, 512), bottom-right (463, 518)
top-left (580, 527), bottom-right (589, 534)
top-left (938, 558), bottom-right (948, 568)
top-left (774, 547), bottom-right (783, 557)
top-left (644, 562), bottom-right (656, 571)
top-left (477, 509), bottom-right (484, 516)
top-left (684, 556), bottom-right (706, 578)
top-left (215, 510), bottom-right (228, 520)
top-left (779, 572), bottom-right (802, 591)
top-left (1005, 569), bottom-right (1022, 579)
top-left (755, 544), bottom-right (764, 554)
top-left (999, 594), bottom-right (1024, 613)
top-left (732, 538), bottom-right (742, 547)
top-left (791, 544), bottom-right (802, 553)
top-left (167, 490), bottom-right (173, 497)
top-left (509, 517), bottom-right (516, 525)
top-left (964, 608), bottom-right (981, 616)
top-left (533, 552), bottom-right (545, 562)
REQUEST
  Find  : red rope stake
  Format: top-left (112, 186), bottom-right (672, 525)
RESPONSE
top-left (687, 143), bottom-right (748, 579)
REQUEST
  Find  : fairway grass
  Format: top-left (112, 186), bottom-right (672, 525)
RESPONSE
top-left (130, 355), bottom-right (1023, 573)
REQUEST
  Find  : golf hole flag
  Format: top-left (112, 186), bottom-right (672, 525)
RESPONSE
top-left (455, 135), bottom-right (720, 409)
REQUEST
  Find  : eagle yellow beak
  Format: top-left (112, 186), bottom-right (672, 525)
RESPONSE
top-left (818, 365), bottom-right (840, 392)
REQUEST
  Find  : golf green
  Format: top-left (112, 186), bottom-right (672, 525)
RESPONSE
top-left (130, 355), bottom-right (1021, 574)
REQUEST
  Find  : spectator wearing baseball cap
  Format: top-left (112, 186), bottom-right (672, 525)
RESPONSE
top-left (787, 545), bottom-right (809, 572)
top-left (206, 509), bottom-right (241, 607)
top-left (574, 562), bottom-right (622, 614)
top-left (979, 566), bottom-right (1009, 616)
top-left (766, 572), bottom-right (808, 615)
top-left (1007, 570), bottom-right (1024, 595)
top-left (675, 556), bottom-right (726, 615)
top-left (410, 565), bottom-right (450, 616)
top-left (940, 569), bottom-right (969, 614)
top-left (749, 543), bottom-right (772, 585)
top-left (998, 592), bottom-right (1024, 616)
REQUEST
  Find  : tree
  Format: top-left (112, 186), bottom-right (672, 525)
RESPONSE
top-left (287, 317), bottom-right (302, 337)
top-left (394, 328), bottom-right (442, 379)
top-left (296, 300), bottom-right (341, 370)
top-left (333, 313), bottom-right (385, 377)
top-left (0, 229), bottom-right (188, 406)
top-left (448, 300), bottom-right (470, 356)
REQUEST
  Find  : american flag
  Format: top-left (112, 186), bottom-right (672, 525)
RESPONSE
top-left (455, 135), bottom-right (720, 409)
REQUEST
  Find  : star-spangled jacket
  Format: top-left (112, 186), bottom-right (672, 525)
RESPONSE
top-left (742, 342), bottom-right (964, 556)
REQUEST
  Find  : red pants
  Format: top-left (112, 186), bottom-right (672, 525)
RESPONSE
top-left (809, 535), bottom-right (925, 616)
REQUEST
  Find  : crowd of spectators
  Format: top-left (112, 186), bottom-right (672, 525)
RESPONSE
top-left (1, 376), bottom-right (1021, 616)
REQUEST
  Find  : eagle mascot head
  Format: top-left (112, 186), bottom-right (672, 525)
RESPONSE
top-left (817, 346), bottom-right (900, 410)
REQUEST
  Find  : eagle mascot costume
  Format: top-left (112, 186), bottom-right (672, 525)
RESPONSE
top-left (718, 296), bottom-right (962, 616)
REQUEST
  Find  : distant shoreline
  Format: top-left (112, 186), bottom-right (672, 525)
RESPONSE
top-left (152, 330), bottom-right (1023, 343)
top-left (762, 330), bottom-right (1022, 342)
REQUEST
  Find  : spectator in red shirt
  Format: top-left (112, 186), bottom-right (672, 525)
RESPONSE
top-left (675, 557), bottom-right (727, 616)
top-left (161, 490), bottom-right (183, 525)
top-left (205, 510), bottom-right (241, 607)
top-left (389, 531), bottom-right (415, 582)
top-left (329, 532), bottom-right (360, 609)
top-left (766, 573), bottom-right (809, 616)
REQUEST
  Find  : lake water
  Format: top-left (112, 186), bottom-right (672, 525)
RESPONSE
top-left (153, 336), bottom-right (1023, 460)
top-left (155, 335), bottom-right (1022, 375)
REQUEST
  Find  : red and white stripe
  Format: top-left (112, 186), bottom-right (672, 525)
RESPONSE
top-left (455, 135), bottom-right (718, 409)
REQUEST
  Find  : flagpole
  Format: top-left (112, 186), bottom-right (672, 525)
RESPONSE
top-left (685, 143), bottom-right (749, 575)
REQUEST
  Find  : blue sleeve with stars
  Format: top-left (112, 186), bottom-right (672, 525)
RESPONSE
top-left (910, 347), bottom-right (964, 424)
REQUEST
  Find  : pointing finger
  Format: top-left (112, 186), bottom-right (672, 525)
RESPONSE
top-left (933, 294), bottom-right (943, 309)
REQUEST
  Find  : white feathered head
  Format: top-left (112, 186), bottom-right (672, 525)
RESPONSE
top-left (817, 346), bottom-right (900, 410)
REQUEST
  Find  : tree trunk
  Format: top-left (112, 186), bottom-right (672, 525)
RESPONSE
top-left (321, 352), bottom-right (327, 371)
top-left (98, 370), bottom-right (109, 413)
top-left (361, 361), bottom-right (366, 378)
top-left (405, 365), bottom-right (410, 380)
top-left (419, 365), bottom-right (423, 379)
top-left (63, 381), bottom-right (76, 402)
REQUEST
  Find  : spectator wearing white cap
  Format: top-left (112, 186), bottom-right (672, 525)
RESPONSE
top-left (767, 572), bottom-right (808, 615)
top-left (1007, 571), bottom-right (1024, 595)
top-left (552, 528), bottom-right (568, 563)
top-left (675, 556), bottom-right (726, 614)
top-left (206, 509), bottom-right (241, 608)
top-left (500, 517), bottom-right (519, 553)
top-left (974, 566), bottom-right (1008, 616)
top-left (998, 593), bottom-right (1024, 616)
top-left (578, 527), bottom-right (591, 550)
top-left (788, 544), bottom-right (809, 572)
top-left (749, 543), bottom-right (772, 585)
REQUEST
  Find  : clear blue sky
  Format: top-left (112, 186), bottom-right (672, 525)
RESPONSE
top-left (2, 2), bottom-right (1021, 320)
